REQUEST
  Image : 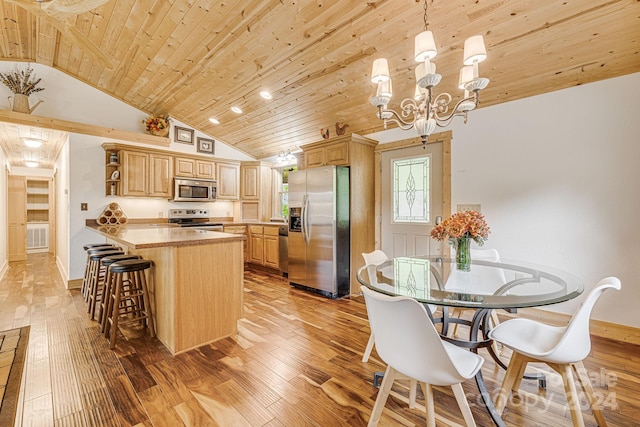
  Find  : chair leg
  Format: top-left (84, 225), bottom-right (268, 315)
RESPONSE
top-left (452, 382), bottom-right (477, 427)
top-left (409, 379), bottom-right (417, 408)
top-left (495, 351), bottom-right (526, 415)
top-left (368, 365), bottom-right (396, 427)
top-left (419, 382), bottom-right (436, 427)
top-left (362, 333), bottom-right (375, 362)
top-left (572, 361), bottom-right (608, 427)
top-left (551, 363), bottom-right (586, 427)
top-left (450, 307), bottom-right (463, 337)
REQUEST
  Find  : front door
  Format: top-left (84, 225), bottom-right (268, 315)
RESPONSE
top-left (381, 142), bottom-right (443, 258)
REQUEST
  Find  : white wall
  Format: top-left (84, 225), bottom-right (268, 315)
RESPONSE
top-left (55, 142), bottom-right (70, 283)
top-left (369, 72), bottom-right (640, 328)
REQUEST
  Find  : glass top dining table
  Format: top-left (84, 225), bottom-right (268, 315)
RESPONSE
top-left (357, 255), bottom-right (584, 310)
top-left (357, 255), bottom-right (585, 427)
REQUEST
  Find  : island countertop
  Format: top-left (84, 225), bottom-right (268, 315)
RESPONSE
top-left (86, 223), bottom-right (245, 355)
top-left (87, 224), bottom-right (245, 250)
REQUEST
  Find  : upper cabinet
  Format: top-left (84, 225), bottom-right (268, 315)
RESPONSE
top-left (217, 162), bottom-right (240, 200)
top-left (303, 140), bottom-right (349, 168)
top-left (120, 150), bottom-right (173, 198)
top-left (240, 162), bottom-right (272, 221)
top-left (175, 157), bottom-right (216, 180)
top-left (102, 142), bottom-right (241, 201)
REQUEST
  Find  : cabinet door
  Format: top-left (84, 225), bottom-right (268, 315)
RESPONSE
top-left (175, 157), bottom-right (196, 177)
top-left (196, 160), bottom-right (216, 179)
top-left (8, 175), bottom-right (27, 261)
top-left (121, 151), bottom-right (148, 196)
top-left (325, 141), bottom-right (349, 165)
top-left (217, 162), bottom-right (240, 199)
top-left (263, 231), bottom-right (279, 269)
top-left (305, 147), bottom-right (325, 168)
top-left (240, 165), bottom-right (260, 199)
top-left (249, 226), bottom-right (264, 264)
top-left (149, 154), bottom-right (173, 197)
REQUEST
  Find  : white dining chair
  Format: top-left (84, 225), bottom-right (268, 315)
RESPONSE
top-left (361, 286), bottom-right (484, 427)
top-left (361, 250), bottom-right (389, 363)
top-left (488, 277), bottom-right (621, 427)
top-left (446, 248), bottom-right (505, 339)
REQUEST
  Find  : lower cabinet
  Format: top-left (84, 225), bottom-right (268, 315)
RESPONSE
top-left (248, 225), bottom-right (279, 269)
top-left (223, 226), bottom-right (248, 261)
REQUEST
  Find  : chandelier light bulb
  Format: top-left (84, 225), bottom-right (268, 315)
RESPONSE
top-left (371, 58), bottom-right (390, 84)
top-left (458, 66), bottom-right (474, 90)
top-left (414, 30), bottom-right (437, 62)
top-left (463, 35), bottom-right (487, 65)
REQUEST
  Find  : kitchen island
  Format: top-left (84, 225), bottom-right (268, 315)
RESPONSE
top-left (87, 224), bottom-right (245, 355)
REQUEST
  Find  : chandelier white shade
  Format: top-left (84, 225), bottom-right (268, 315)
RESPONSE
top-left (369, 0), bottom-right (490, 145)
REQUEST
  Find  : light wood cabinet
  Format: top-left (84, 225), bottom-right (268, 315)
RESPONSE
top-left (8, 175), bottom-right (27, 261)
top-left (248, 225), bottom-right (279, 269)
top-left (223, 225), bottom-right (248, 261)
top-left (304, 140), bottom-right (349, 168)
top-left (121, 150), bottom-right (173, 198)
top-left (248, 225), bottom-right (264, 264)
top-left (149, 154), bottom-right (173, 197)
top-left (263, 226), bottom-right (279, 269)
top-left (175, 157), bottom-right (216, 179)
top-left (217, 162), bottom-right (240, 200)
top-left (240, 162), bottom-right (273, 222)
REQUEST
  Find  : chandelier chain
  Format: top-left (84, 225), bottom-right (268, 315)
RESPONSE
top-left (423, 0), bottom-right (429, 31)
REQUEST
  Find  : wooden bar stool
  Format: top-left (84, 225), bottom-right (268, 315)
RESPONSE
top-left (97, 254), bottom-right (141, 328)
top-left (104, 259), bottom-right (155, 349)
top-left (84, 249), bottom-right (124, 311)
top-left (81, 244), bottom-right (118, 298)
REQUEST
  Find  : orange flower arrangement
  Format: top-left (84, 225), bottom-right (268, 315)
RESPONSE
top-left (430, 210), bottom-right (490, 246)
top-left (142, 114), bottom-right (170, 133)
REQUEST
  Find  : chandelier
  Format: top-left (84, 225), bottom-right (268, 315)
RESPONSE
top-left (276, 149), bottom-right (296, 164)
top-left (369, 0), bottom-right (489, 146)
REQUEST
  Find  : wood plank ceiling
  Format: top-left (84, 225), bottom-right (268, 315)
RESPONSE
top-left (0, 0), bottom-right (638, 163)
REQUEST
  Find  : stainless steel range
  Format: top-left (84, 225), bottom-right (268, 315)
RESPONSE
top-left (168, 209), bottom-right (224, 231)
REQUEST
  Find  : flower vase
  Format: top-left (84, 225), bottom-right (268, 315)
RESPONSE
top-left (149, 127), bottom-right (169, 137)
top-left (455, 236), bottom-right (471, 271)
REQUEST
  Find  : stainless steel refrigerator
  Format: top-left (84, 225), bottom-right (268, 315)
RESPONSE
top-left (288, 165), bottom-right (350, 298)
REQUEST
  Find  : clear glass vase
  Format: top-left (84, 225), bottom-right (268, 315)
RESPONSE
top-left (455, 236), bottom-right (471, 271)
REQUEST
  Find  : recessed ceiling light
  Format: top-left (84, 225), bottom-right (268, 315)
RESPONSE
top-left (231, 106), bottom-right (243, 114)
top-left (259, 90), bottom-right (272, 100)
top-left (209, 118), bottom-right (220, 125)
top-left (23, 138), bottom-right (43, 148)
top-left (25, 161), bottom-right (39, 168)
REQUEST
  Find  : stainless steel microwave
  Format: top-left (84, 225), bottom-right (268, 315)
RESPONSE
top-left (171, 178), bottom-right (217, 202)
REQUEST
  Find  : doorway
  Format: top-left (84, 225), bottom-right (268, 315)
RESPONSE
top-left (7, 174), bottom-right (56, 261)
top-left (374, 132), bottom-right (452, 258)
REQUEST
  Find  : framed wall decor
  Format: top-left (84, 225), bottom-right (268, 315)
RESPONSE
top-left (197, 137), bottom-right (215, 155)
top-left (174, 126), bottom-right (194, 144)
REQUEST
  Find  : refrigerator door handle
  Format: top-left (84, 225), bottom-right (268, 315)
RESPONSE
top-left (301, 194), bottom-right (309, 245)
top-left (304, 194), bottom-right (311, 244)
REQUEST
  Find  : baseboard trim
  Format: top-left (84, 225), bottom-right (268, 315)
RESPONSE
top-left (500, 307), bottom-right (640, 346)
top-left (0, 261), bottom-right (8, 281)
top-left (67, 278), bottom-right (82, 290)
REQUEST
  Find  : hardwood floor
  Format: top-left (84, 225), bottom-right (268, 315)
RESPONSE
top-left (1, 253), bottom-right (639, 426)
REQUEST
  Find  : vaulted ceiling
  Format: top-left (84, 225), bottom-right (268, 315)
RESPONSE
top-left (0, 0), bottom-right (638, 162)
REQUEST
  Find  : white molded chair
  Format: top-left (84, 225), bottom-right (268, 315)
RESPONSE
top-left (488, 277), bottom-right (621, 427)
top-left (362, 286), bottom-right (484, 427)
top-left (361, 250), bottom-right (389, 363)
top-left (447, 248), bottom-right (505, 338)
